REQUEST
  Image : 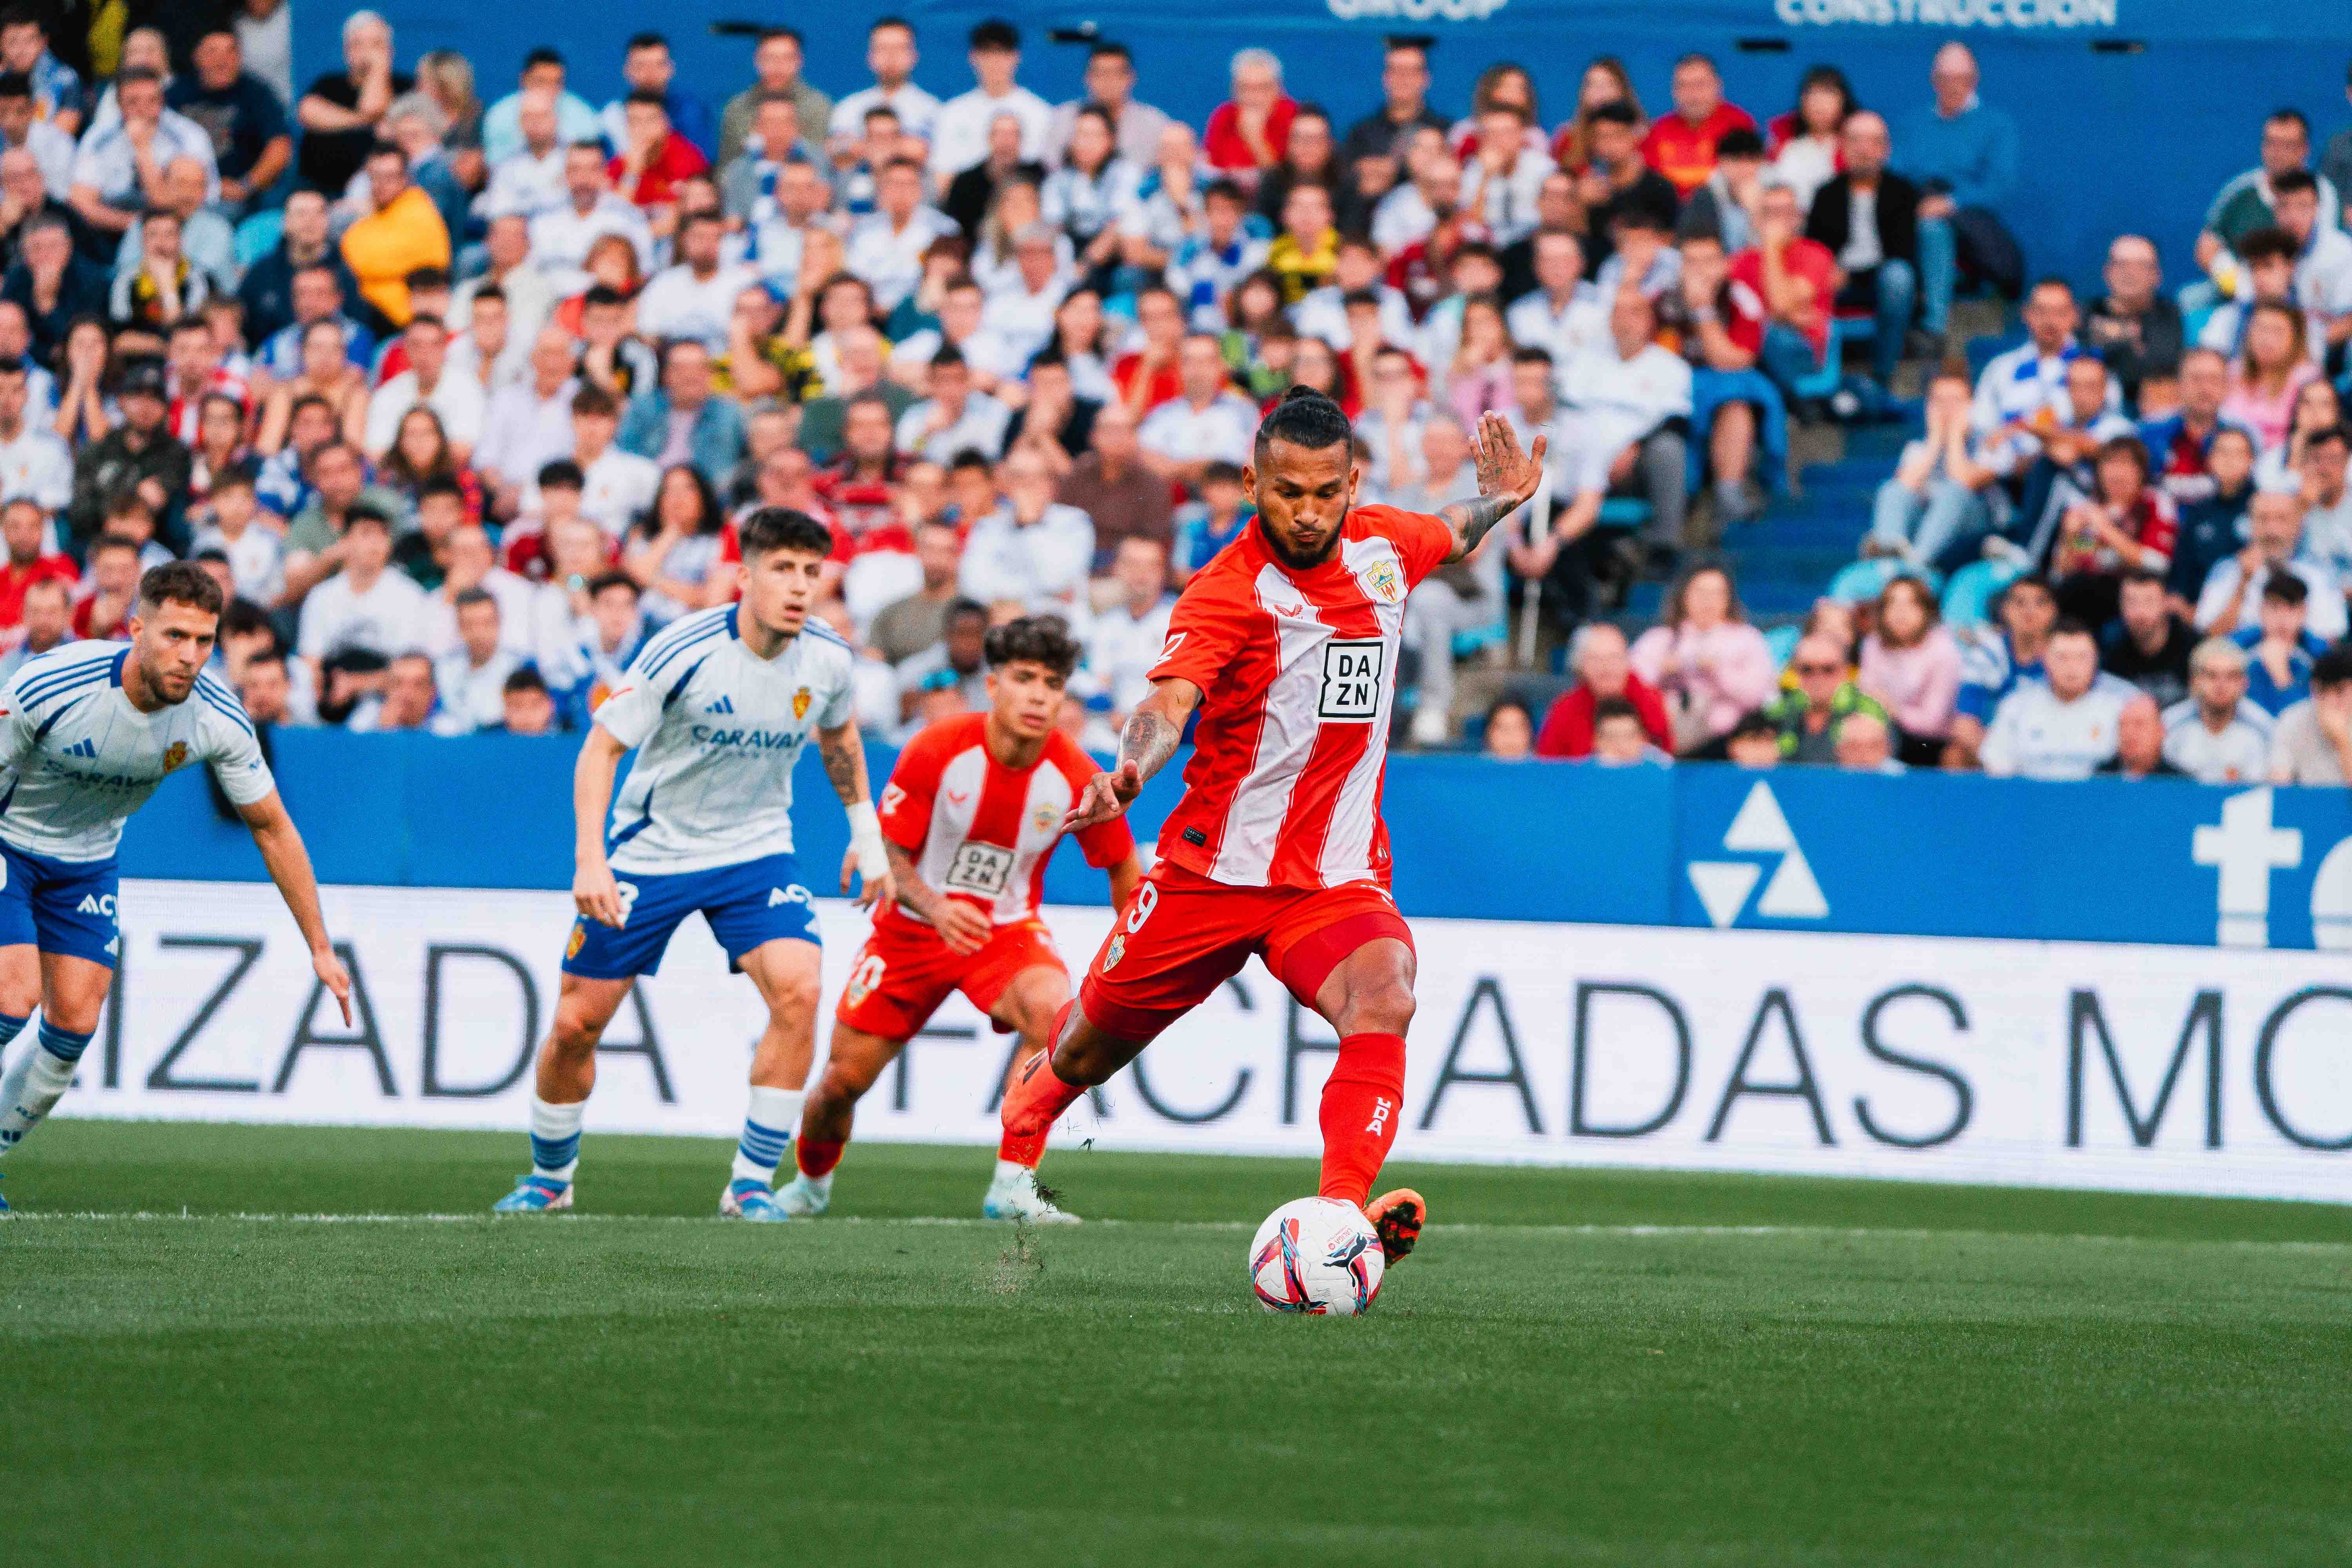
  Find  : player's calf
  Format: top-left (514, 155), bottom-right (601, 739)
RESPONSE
top-left (0, 1016), bottom-right (87, 1161)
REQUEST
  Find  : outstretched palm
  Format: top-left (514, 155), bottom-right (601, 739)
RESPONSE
top-left (1471, 412), bottom-right (1548, 512)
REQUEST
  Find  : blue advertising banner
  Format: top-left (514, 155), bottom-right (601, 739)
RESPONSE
top-left (118, 732), bottom-right (2352, 953)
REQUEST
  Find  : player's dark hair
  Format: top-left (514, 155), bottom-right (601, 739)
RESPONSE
top-left (136, 561), bottom-right (224, 620)
top-left (984, 614), bottom-right (1082, 677)
top-left (1254, 383), bottom-right (1352, 463)
top-left (736, 506), bottom-right (833, 560)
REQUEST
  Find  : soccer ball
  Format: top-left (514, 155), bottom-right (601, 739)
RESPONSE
top-left (1248, 1197), bottom-right (1384, 1315)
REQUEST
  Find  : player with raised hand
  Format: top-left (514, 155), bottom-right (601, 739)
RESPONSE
top-left (492, 508), bottom-right (895, 1222)
top-left (0, 565), bottom-right (352, 1207)
top-left (998, 390), bottom-right (1546, 1265)
top-left (779, 616), bottom-right (1142, 1223)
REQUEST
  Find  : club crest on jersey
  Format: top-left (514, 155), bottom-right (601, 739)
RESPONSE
top-left (793, 685), bottom-right (812, 720)
top-left (161, 741), bottom-right (189, 771)
top-left (1359, 558), bottom-right (1404, 605)
top-left (1033, 804), bottom-right (1057, 832)
top-left (1102, 932), bottom-right (1126, 972)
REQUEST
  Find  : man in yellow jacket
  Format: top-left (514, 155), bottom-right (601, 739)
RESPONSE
top-left (341, 142), bottom-right (450, 328)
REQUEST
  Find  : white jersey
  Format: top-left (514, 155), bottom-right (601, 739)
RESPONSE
top-left (591, 606), bottom-right (858, 876)
top-left (0, 644), bottom-right (275, 863)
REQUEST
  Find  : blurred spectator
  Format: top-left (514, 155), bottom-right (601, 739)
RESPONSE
top-left (1835, 710), bottom-right (1903, 775)
top-left (1639, 54), bottom-right (1753, 199)
top-left (617, 338), bottom-right (747, 481)
top-left (392, 477), bottom-right (469, 590)
top-left (2047, 436), bottom-right (2175, 629)
top-left (1573, 102), bottom-right (1677, 282)
top-left (2098, 569), bottom-right (2197, 710)
top-left (1858, 575), bottom-right (1961, 765)
top-left (603, 32), bottom-right (716, 165)
top-left (433, 586), bottom-right (524, 732)
top-left (1949, 573), bottom-right (2058, 767)
top-left (2268, 645), bottom-right (2352, 786)
top-left (929, 21), bottom-right (1050, 191)
top-left (477, 326), bottom-right (579, 518)
top-left (943, 113), bottom-right (1041, 250)
top-left (1588, 697), bottom-right (1672, 766)
top-left (1482, 696), bottom-right (1534, 762)
top-left (1869, 369), bottom-right (1996, 573)
top-left (2294, 423), bottom-right (2352, 580)
top-left (0, 350), bottom-right (66, 508)
top-left (623, 463), bottom-right (728, 625)
top-left (1765, 633), bottom-right (1889, 763)
top-left (1080, 536), bottom-right (1173, 728)
top-left (366, 316), bottom-right (486, 461)
top-left (2101, 693), bottom-right (2182, 780)
top-left (1534, 622), bottom-right (1672, 759)
top-left (342, 142), bottom-right (452, 328)
top-left (299, 13), bottom-right (408, 191)
top-left (1729, 178), bottom-right (1838, 404)
top-left (482, 90), bottom-right (569, 223)
top-left (2235, 573), bottom-right (2329, 716)
top-left (297, 507), bottom-right (430, 665)
top-left (4, 215), bottom-right (103, 362)
top-left (1677, 127), bottom-right (1765, 254)
top-left (68, 359), bottom-right (188, 549)
top-left (1765, 65), bottom-right (1854, 212)
top-left (1629, 564), bottom-right (1776, 749)
top-left (1506, 232), bottom-right (1604, 369)
top-left (1266, 183), bottom-right (1337, 306)
top-left (1549, 289), bottom-right (1692, 569)
top-left (348, 650), bottom-right (442, 733)
top-left (0, 570), bottom-right (67, 674)
top-left (1802, 113), bottom-right (1917, 392)
top-left (1980, 620), bottom-right (2123, 779)
top-left (190, 462), bottom-right (284, 607)
top-left (1046, 41), bottom-right (1168, 170)
top-left (1204, 48), bottom-right (1294, 175)
top-left (2084, 236), bottom-right (2182, 409)
top-left (2195, 487), bottom-right (2347, 642)
top-left (1138, 335), bottom-right (1258, 487)
top-left (1171, 459), bottom-right (1250, 584)
top-left (547, 386), bottom-right (660, 536)
top-left (499, 666), bottom-right (561, 735)
top-left (2166, 424), bottom-right (2257, 618)
top-left (282, 442), bottom-right (399, 604)
top-left (869, 519), bottom-right (963, 665)
top-left (896, 347), bottom-right (1009, 463)
top-left (959, 446), bottom-right (1092, 620)
top-left (0, 70), bottom-right (71, 202)
top-left (1342, 38), bottom-right (1447, 175)
top-left (2197, 111), bottom-right (2339, 299)
top-left (69, 68), bottom-right (217, 255)
top-left (0, 491), bottom-right (68, 622)
top-left (70, 533), bottom-right (142, 640)
top-left (2219, 299), bottom-right (2316, 453)
top-left (1897, 43), bottom-right (2021, 335)
top-left (1059, 400), bottom-right (1172, 568)
top-left (1724, 708), bottom-right (1783, 769)
top-left (637, 213), bottom-right (755, 352)
top-left (827, 18), bottom-right (938, 154)
top-left (1971, 279), bottom-right (2109, 454)
top-left (2160, 637), bottom-right (2271, 784)
top-left (532, 143), bottom-right (656, 287)
top-left (896, 596), bottom-right (990, 725)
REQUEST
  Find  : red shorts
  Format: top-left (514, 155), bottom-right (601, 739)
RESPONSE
top-left (1078, 862), bottom-right (1415, 1042)
top-left (835, 914), bottom-right (1066, 1041)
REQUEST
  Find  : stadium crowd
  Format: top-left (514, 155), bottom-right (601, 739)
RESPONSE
top-left (3, 5), bottom-right (2350, 789)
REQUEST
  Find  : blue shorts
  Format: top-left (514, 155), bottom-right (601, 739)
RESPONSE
top-left (0, 840), bottom-right (121, 967)
top-left (563, 852), bottom-right (819, 979)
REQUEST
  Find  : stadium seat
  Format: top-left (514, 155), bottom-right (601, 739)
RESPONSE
top-left (1941, 558), bottom-right (2026, 629)
top-left (1787, 313), bottom-right (1875, 403)
top-left (234, 208), bottom-right (284, 271)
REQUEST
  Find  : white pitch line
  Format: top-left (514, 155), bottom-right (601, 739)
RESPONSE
top-left (5, 1213), bottom-right (2351, 1250)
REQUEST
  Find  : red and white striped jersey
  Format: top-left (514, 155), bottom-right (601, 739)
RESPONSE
top-left (1147, 504), bottom-right (1454, 890)
top-left (876, 713), bottom-right (1136, 928)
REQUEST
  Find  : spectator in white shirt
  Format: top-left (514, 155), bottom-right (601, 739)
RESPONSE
top-left (1462, 105), bottom-right (1549, 247)
top-left (1046, 41), bottom-right (1170, 169)
top-left (1552, 288), bottom-right (1694, 562)
top-left (2271, 171), bottom-right (2352, 359)
top-left (433, 586), bottom-right (524, 732)
top-left (1371, 141), bottom-right (1456, 257)
top-left (890, 274), bottom-right (1020, 391)
top-left (2161, 636), bottom-right (2274, 784)
top-left (1080, 535), bottom-right (1175, 724)
top-left (735, 141), bottom-right (833, 298)
top-left (2293, 422), bottom-right (2352, 580)
top-left (451, 215), bottom-right (554, 354)
top-left (895, 346), bottom-right (1010, 464)
top-left (2269, 646), bottom-right (2352, 786)
top-left (1291, 234), bottom-right (1414, 352)
top-left (1138, 334), bottom-right (1258, 488)
top-left (1971, 278), bottom-right (2115, 444)
top-left (529, 141), bottom-right (655, 287)
top-left (190, 463), bottom-right (284, 606)
top-left (846, 156), bottom-right (960, 314)
top-left (533, 385), bottom-right (660, 536)
top-left (1506, 231), bottom-right (1606, 369)
top-left (826, 18), bottom-right (941, 149)
top-left (959, 445), bottom-right (1094, 619)
top-left (1979, 621), bottom-right (2126, 779)
top-left (68, 67), bottom-right (216, 247)
top-left (480, 89), bottom-right (568, 219)
top-left (0, 71), bottom-right (75, 198)
top-left (2195, 486), bottom-right (2349, 641)
top-left (345, 651), bottom-right (447, 733)
top-left (364, 313), bottom-right (486, 461)
top-left (979, 223), bottom-right (1071, 366)
top-left (477, 326), bottom-right (580, 518)
top-left (0, 353), bottom-right (69, 510)
top-left (296, 508), bottom-right (431, 666)
top-left (928, 19), bottom-right (1052, 192)
top-left (634, 211), bottom-right (757, 351)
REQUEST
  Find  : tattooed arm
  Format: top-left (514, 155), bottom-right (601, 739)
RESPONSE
top-left (1060, 677), bottom-right (1202, 831)
top-left (818, 719), bottom-right (897, 909)
top-left (1438, 410), bottom-right (1550, 564)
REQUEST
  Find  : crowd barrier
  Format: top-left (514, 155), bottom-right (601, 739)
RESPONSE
top-left (119, 730), bottom-right (2352, 952)
top-left (63, 880), bottom-right (2352, 1203)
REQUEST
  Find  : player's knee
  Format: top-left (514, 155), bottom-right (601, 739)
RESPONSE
top-left (547, 999), bottom-right (607, 1059)
top-left (818, 1051), bottom-right (882, 1102)
top-left (769, 970), bottom-right (822, 1023)
top-left (1343, 978), bottom-right (1416, 1038)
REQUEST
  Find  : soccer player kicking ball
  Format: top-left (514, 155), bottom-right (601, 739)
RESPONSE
top-left (779, 616), bottom-right (1141, 1223)
top-left (999, 389), bottom-right (1546, 1266)
top-left (493, 509), bottom-right (894, 1221)
top-left (0, 565), bottom-right (352, 1209)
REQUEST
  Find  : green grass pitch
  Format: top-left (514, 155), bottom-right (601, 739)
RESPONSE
top-left (6, 1121), bottom-right (2352, 1566)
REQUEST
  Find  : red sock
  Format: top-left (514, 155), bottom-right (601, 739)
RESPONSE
top-left (796, 1138), bottom-right (845, 1179)
top-left (1318, 1033), bottom-right (1407, 1207)
top-left (998, 1037), bottom-right (1085, 1169)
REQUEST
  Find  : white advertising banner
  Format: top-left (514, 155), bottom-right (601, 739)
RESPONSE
top-left (54, 880), bottom-right (2352, 1204)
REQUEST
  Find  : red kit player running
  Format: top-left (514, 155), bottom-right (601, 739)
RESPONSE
top-left (999, 387), bottom-right (1546, 1265)
top-left (783, 617), bottom-right (1143, 1221)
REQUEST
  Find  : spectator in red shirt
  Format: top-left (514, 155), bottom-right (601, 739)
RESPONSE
top-left (1729, 180), bottom-right (1839, 407)
top-left (1111, 286), bottom-right (1186, 416)
top-left (0, 496), bottom-right (73, 628)
top-left (1535, 622), bottom-right (1676, 758)
top-left (1640, 53), bottom-right (1756, 199)
top-left (0, 575), bottom-right (71, 676)
top-left (71, 535), bottom-right (143, 642)
top-left (2052, 435), bottom-right (2178, 632)
top-left (610, 90), bottom-right (711, 227)
top-left (1202, 48), bottom-right (1295, 178)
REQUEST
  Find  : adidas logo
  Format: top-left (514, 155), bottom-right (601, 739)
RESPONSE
top-left (64, 738), bottom-right (96, 759)
top-left (1686, 781), bottom-right (1828, 929)
top-left (704, 695), bottom-right (736, 715)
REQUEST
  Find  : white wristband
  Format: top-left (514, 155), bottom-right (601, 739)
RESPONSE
top-left (847, 801), bottom-right (888, 879)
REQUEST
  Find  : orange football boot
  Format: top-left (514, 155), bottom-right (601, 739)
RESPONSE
top-left (1364, 1187), bottom-right (1426, 1263)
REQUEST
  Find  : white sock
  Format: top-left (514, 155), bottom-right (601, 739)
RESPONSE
top-left (992, 1158), bottom-right (1033, 1186)
top-left (0, 1044), bottom-right (76, 1153)
top-left (798, 1169), bottom-right (834, 1199)
top-left (732, 1085), bottom-right (804, 1184)
top-left (528, 1096), bottom-right (586, 1183)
